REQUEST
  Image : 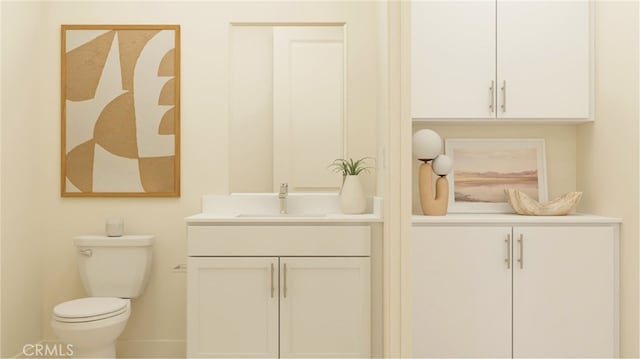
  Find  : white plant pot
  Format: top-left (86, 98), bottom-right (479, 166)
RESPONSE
top-left (340, 175), bottom-right (366, 214)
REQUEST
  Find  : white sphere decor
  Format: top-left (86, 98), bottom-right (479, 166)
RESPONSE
top-left (413, 129), bottom-right (442, 160)
top-left (432, 154), bottom-right (453, 176)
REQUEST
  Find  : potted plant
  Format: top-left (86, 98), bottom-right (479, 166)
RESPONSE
top-left (329, 157), bottom-right (373, 214)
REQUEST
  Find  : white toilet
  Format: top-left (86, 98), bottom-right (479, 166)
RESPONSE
top-left (51, 234), bottom-right (154, 358)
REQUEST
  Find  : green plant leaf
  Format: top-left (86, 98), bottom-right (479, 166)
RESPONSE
top-left (327, 157), bottom-right (374, 176)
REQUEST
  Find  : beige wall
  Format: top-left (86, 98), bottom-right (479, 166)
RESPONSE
top-left (0, 1), bottom-right (381, 357)
top-left (1, 2), bottom-right (45, 357)
top-left (577, 1), bottom-right (640, 357)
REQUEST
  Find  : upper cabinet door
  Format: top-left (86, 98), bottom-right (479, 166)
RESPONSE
top-left (411, 1), bottom-right (496, 119)
top-left (497, 0), bottom-right (591, 118)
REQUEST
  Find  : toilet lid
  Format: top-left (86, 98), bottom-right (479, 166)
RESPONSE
top-left (53, 297), bottom-right (129, 319)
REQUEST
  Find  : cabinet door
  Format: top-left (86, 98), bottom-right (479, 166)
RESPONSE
top-left (411, 1), bottom-right (496, 118)
top-left (497, 1), bottom-right (590, 118)
top-left (279, 257), bottom-right (370, 358)
top-left (187, 257), bottom-right (279, 358)
top-left (412, 226), bottom-right (512, 358)
top-left (513, 226), bottom-right (617, 358)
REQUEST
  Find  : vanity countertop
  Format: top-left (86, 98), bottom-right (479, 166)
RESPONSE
top-left (186, 194), bottom-right (383, 224)
top-left (412, 213), bottom-right (622, 225)
top-left (186, 212), bottom-right (382, 224)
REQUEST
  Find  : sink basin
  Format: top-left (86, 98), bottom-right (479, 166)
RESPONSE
top-left (236, 213), bottom-right (327, 218)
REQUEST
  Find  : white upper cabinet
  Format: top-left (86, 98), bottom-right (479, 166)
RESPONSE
top-left (412, 1), bottom-right (496, 118)
top-left (497, 1), bottom-right (590, 118)
top-left (411, 0), bottom-right (591, 120)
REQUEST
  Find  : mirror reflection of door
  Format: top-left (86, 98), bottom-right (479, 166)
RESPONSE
top-left (230, 25), bottom-right (345, 193)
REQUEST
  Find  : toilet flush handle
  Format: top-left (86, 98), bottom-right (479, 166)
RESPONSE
top-left (79, 249), bottom-right (92, 257)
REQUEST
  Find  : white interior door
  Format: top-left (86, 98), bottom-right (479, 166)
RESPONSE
top-left (411, 0), bottom-right (496, 118)
top-left (412, 226), bottom-right (512, 358)
top-left (279, 257), bottom-right (370, 358)
top-left (273, 26), bottom-right (345, 192)
top-left (187, 257), bottom-right (279, 358)
top-left (497, 0), bottom-right (590, 118)
top-left (513, 226), bottom-right (617, 358)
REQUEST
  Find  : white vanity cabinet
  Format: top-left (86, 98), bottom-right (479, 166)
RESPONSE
top-left (411, 0), bottom-right (591, 120)
top-left (412, 215), bottom-right (619, 358)
top-left (187, 225), bottom-right (371, 358)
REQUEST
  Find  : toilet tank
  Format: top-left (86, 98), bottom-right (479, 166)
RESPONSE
top-left (74, 235), bottom-right (154, 298)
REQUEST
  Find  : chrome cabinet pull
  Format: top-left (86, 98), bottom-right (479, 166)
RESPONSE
top-left (270, 263), bottom-right (275, 298)
top-left (505, 233), bottom-right (511, 269)
top-left (500, 80), bottom-right (507, 112)
top-left (489, 80), bottom-right (495, 112)
top-left (283, 263), bottom-right (288, 298)
top-left (517, 234), bottom-right (524, 269)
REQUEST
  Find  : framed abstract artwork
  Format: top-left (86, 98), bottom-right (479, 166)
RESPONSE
top-left (61, 25), bottom-right (180, 197)
top-left (445, 138), bottom-right (547, 213)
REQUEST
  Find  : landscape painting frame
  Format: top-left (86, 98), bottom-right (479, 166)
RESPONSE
top-left (445, 138), bottom-right (548, 213)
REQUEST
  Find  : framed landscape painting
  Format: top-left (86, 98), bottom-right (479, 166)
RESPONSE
top-left (445, 139), bottom-right (547, 213)
top-left (61, 25), bottom-right (180, 197)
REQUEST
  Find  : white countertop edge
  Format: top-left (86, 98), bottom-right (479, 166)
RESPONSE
top-left (185, 213), bottom-right (383, 224)
top-left (412, 213), bottom-right (622, 225)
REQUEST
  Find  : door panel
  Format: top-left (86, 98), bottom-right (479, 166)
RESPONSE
top-left (187, 257), bottom-right (279, 358)
top-left (412, 226), bottom-right (512, 358)
top-left (513, 226), bottom-right (616, 358)
top-left (273, 26), bottom-right (345, 192)
top-left (497, 0), bottom-right (590, 118)
top-left (412, 1), bottom-right (496, 118)
top-left (279, 257), bottom-right (370, 358)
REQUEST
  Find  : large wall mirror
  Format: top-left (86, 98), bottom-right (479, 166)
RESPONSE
top-left (229, 24), bottom-right (348, 193)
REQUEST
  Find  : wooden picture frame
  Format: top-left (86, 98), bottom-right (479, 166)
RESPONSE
top-left (61, 25), bottom-right (180, 197)
top-left (445, 138), bottom-right (548, 213)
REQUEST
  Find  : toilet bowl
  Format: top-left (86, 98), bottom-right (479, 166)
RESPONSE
top-left (51, 235), bottom-right (154, 358)
top-left (51, 298), bottom-right (131, 358)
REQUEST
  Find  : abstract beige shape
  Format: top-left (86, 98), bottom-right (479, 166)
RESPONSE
top-left (66, 31), bottom-right (116, 101)
top-left (158, 48), bottom-right (175, 76)
top-left (158, 78), bottom-right (175, 105)
top-left (139, 156), bottom-right (175, 192)
top-left (117, 29), bottom-right (160, 91)
top-left (159, 108), bottom-right (175, 135)
top-left (94, 92), bottom-right (139, 159)
top-left (66, 140), bottom-right (95, 192)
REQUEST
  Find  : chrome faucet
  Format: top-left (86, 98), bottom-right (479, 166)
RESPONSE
top-left (279, 183), bottom-right (289, 214)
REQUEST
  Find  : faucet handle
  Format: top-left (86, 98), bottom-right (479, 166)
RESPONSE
top-left (279, 183), bottom-right (289, 194)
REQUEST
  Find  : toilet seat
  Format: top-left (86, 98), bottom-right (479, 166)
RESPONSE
top-left (53, 297), bottom-right (130, 323)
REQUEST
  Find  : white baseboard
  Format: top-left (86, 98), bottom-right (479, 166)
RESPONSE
top-left (116, 339), bottom-right (185, 358)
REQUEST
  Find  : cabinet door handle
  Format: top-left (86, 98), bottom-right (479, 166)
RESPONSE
top-left (283, 263), bottom-right (288, 298)
top-left (505, 233), bottom-right (511, 269)
top-left (270, 263), bottom-right (275, 298)
top-left (517, 233), bottom-right (524, 269)
top-left (489, 80), bottom-right (495, 112)
top-left (500, 80), bottom-right (507, 112)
